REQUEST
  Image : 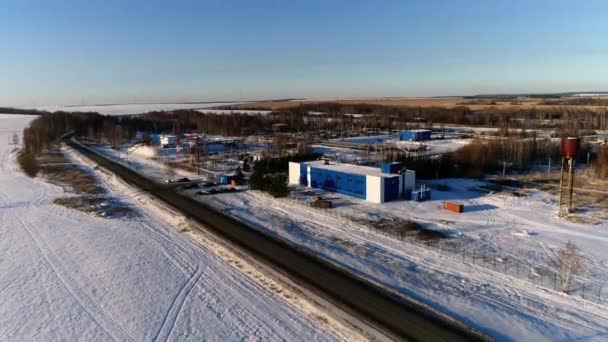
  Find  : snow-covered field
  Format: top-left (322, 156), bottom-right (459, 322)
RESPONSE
top-left (93, 137), bottom-right (608, 340)
top-left (200, 189), bottom-right (608, 341)
top-left (25, 102), bottom-right (244, 116)
top-left (196, 109), bottom-right (271, 116)
top-left (0, 114), bottom-right (340, 341)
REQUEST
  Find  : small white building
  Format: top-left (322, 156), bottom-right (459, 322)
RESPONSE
top-left (289, 160), bottom-right (415, 203)
top-left (160, 135), bottom-right (177, 147)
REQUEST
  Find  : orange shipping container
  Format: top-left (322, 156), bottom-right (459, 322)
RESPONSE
top-left (443, 201), bottom-right (464, 213)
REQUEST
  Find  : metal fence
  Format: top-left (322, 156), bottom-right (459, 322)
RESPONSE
top-left (261, 193), bottom-right (608, 306)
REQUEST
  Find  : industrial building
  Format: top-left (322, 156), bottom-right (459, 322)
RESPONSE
top-left (288, 160), bottom-right (415, 203)
top-left (400, 129), bottom-right (432, 141)
top-left (150, 134), bottom-right (178, 148)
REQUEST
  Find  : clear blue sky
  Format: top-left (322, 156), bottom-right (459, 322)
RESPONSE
top-left (2, 0), bottom-right (607, 106)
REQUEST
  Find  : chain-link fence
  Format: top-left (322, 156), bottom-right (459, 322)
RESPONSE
top-left (263, 193), bottom-right (608, 306)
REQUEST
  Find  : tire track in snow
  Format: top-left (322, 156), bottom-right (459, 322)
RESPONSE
top-left (152, 266), bottom-right (204, 342)
top-left (499, 208), bottom-right (608, 243)
top-left (0, 190), bottom-right (135, 342)
top-left (63, 145), bottom-right (199, 276)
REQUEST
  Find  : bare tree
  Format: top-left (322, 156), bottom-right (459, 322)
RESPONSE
top-left (273, 133), bottom-right (288, 157)
top-left (11, 132), bottom-right (19, 146)
top-left (549, 241), bottom-right (586, 293)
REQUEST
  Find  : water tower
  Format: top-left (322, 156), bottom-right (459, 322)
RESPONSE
top-left (559, 137), bottom-right (579, 212)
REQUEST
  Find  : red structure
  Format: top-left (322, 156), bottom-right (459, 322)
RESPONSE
top-left (443, 201), bottom-right (464, 213)
top-left (561, 137), bottom-right (580, 159)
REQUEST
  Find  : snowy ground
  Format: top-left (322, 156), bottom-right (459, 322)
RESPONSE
top-left (371, 179), bottom-right (608, 281)
top-left (93, 144), bottom-right (202, 181)
top-left (24, 102), bottom-right (245, 116)
top-left (327, 134), bottom-right (472, 156)
top-left (200, 189), bottom-right (608, 341)
top-left (0, 114), bottom-right (342, 341)
top-left (94, 136), bottom-right (608, 340)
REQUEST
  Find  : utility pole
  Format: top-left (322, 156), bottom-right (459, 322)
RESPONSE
top-left (196, 139), bottom-right (201, 176)
top-left (567, 158), bottom-right (575, 210)
top-left (559, 157), bottom-right (565, 207)
top-left (547, 156), bottom-right (552, 176)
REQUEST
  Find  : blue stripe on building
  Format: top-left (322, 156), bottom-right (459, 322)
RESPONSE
top-left (309, 167), bottom-right (366, 199)
top-left (400, 130), bottom-right (431, 141)
top-left (300, 163), bottom-right (308, 185)
top-left (383, 176), bottom-right (400, 202)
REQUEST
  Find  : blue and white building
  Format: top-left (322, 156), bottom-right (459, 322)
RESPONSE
top-left (400, 129), bottom-right (432, 141)
top-left (288, 160), bottom-right (415, 203)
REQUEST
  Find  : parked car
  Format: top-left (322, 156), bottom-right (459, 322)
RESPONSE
top-left (181, 183), bottom-right (199, 190)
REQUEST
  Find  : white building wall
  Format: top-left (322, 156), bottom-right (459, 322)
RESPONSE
top-left (307, 166), bottom-right (311, 187)
top-left (288, 162), bottom-right (301, 185)
top-left (365, 175), bottom-right (382, 203)
top-left (160, 135), bottom-right (176, 146)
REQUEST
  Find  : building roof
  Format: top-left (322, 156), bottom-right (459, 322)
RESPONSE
top-left (403, 129), bottom-right (431, 133)
top-left (301, 160), bottom-right (409, 178)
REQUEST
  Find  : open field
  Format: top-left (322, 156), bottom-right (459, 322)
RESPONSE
top-left (0, 114), bottom-right (341, 341)
top-left (23, 102), bottom-right (247, 116)
top-left (237, 97), bottom-right (608, 111)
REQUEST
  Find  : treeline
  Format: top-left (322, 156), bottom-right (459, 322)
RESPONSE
top-left (17, 107), bottom-right (606, 182)
top-left (540, 98), bottom-right (608, 106)
top-left (276, 102), bottom-right (608, 132)
top-left (249, 152), bottom-right (321, 197)
top-left (391, 137), bottom-right (568, 179)
top-left (17, 110), bottom-right (315, 176)
top-left (19, 110), bottom-right (296, 154)
top-left (593, 145), bottom-right (608, 179)
top-left (0, 107), bottom-right (51, 115)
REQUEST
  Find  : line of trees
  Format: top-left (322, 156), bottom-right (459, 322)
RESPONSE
top-left (277, 102), bottom-right (608, 132)
top-left (15, 106), bottom-right (606, 182)
top-left (593, 145), bottom-right (608, 179)
top-left (249, 152), bottom-right (321, 197)
top-left (391, 137), bottom-right (569, 179)
top-left (540, 98), bottom-right (608, 106)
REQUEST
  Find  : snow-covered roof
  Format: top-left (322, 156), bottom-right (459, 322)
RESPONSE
top-left (301, 160), bottom-right (408, 178)
top-left (403, 129), bottom-right (431, 133)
